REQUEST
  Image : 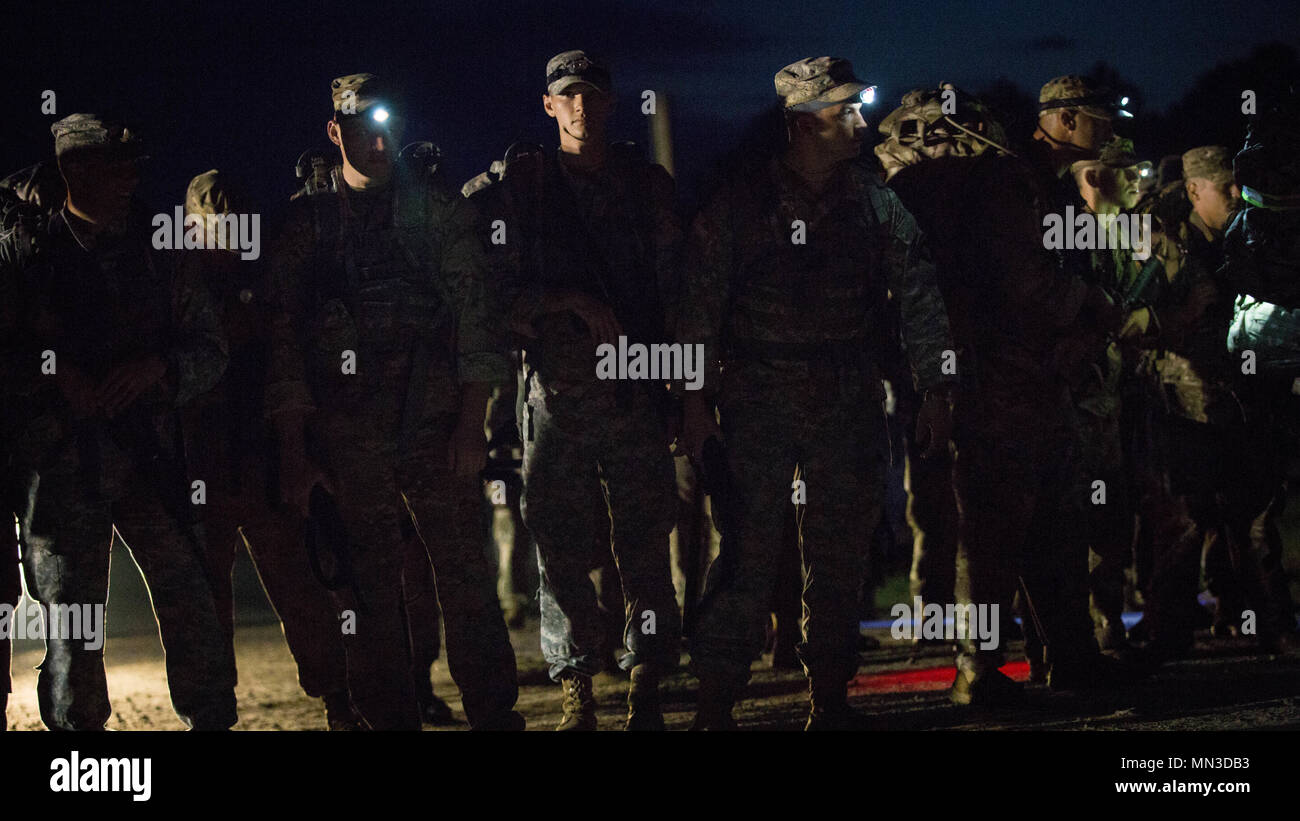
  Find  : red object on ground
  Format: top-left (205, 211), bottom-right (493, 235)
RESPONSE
top-left (849, 661), bottom-right (1032, 694)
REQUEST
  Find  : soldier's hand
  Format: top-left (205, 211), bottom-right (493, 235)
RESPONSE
top-left (56, 363), bottom-right (101, 419)
top-left (677, 394), bottom-right (722, 465)
top-left (914, 388), bottom-right (954, 460)
top-left (97, 355), bottom-right (168, 418)
top-left (448, 414), bottom-right (487, 478)
top-left (567, 293), bottom-right (623, 346)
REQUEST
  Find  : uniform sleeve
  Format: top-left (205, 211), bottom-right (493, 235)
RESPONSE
top-left (168, 252), bottom-right (228, 407)
top-left (263, 202), bottom-right (318, 421)
top-left (878, 185), bottom-right (954, 393)
top-left (675, 180), bottom-right (735, 402)
top-left (438, 194), bottom-right (511, 385)
top-left (0, 225), bottom-right (46, 405)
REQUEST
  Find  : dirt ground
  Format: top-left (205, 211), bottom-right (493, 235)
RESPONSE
top-left (7, 612), bottom-right (1299, 731)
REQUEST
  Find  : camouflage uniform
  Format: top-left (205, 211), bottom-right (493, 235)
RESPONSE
top-left (0, 115), bottom-right (237, 730)
top-left (680, 60), bottom-right (954, 697)
top-left (178, 171), bottom-right (354, 717)
top-left (266, 76), bottom-right (519, 730)
top-left (483, 146), bottom-right (683, 681)
top-left (1138, 146), bottom-right (1295, 651)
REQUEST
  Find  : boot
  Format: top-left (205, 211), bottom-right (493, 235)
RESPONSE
top-left (624, 664), bottom-right (665, 731)
top-left (805, 677), bottom-right (869, 731)
top-left (950, 654), bottom-right (1025, 707)
top-left (323, 690), bottom-right (366, 731)
top-left (689, 676), bottom-right (738, 731)
top-left (555, 672), bottom-right (597, 731)
top-left (418, 692), bottom-right (456, 726)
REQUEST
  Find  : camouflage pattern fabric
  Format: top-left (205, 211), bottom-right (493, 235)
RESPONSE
top-left (679, 155), bottom-right (951, 687)
top-left (265, 162), bottom-right (517, 729)
top-left (1, 205), bottom-right (235, 730)
top-left (477, 146), bottom-right (683, 680)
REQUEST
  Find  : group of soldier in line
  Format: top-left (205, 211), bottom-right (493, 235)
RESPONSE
top-left (1, 48), bottom-right (1297, 732)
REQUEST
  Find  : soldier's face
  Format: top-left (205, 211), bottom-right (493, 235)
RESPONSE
top-left (544, 85), bottom-right (612, 144)
top-left (1187, 177), bottom-right (1241, 232)
top-left (1097, 165), bottom-right (1143, 210)
top-left (330, 111), bottom-right (404, 181)
top-left (58, 152), bottom-right (139, 221)
top-left (1070, 110), bottom-right (1113, 153)
top-left (807, 102), bottom-right (868, 162)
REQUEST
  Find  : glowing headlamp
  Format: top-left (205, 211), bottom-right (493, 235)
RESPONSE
top-left (371, 107), bottom-right (390, 124)
top-left (860, 86), bottom-right (877, 105)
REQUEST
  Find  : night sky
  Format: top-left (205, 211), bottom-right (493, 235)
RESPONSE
top-left (1, 0), bottom-right (1296, 213)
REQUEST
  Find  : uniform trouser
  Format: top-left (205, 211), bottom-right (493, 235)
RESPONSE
top-left (670, 455), bottom-right (714, 626)
top-left (2, 515), bottom-right (20, 727)
top-left (1139, 413), bottom-right (1292, 645)
top-left (201, 489), bottom-right (350, 699)
top-left (318, 421), bottom-right (519, 730)
top-left (521, 386), bottom-right (680, 681)
top-left (487, 472), bottom-right (536, 619)
top-left (18, 470), bottom-right (238, 731)
top-left (691, 395), bottom-right (886, 688)
top-left (953, 383), bottom-right (1096, 672)
top-left (905, 434), bottom-right (959, 609)
top-left (1074, 409), bottom-right (1133, 636)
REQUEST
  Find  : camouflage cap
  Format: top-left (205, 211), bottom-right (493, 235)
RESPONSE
top-left (51, 113), bottom-right (145, 159)
top-left (1038, 75), bottom-right (1118, 120)
top-left (875, 84), bottom-right (1010, 179)
top-left (1181, 145), bottom-right (1233, 185)
top-left (545, 50), bottom-right (611, 95)
top-left (185, 169), bottom-right (239, 217)
top-left (1071, 137), bottom-right (1152, 175)
top-left (331, 73), bottom-right (392, 113)
top-left (776, 57), bottom-right (871, 110)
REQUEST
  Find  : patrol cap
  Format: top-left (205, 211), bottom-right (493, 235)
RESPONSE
top-left (1070, 137), bottom-right (1152, 176)
top-left (331, 73), bottom-right (397, 116)
top-left (1181, 145), bottom-right (1233, 185)
top-left (546, 51), bottom-right (611, 95)
top-left (1038, 75), bottom-right (1131, 120)
top-left (51, 113), bottom-right (146, 160)
top-left (777, 57), bottom-right (874, 111)
top-left (185, 169), bottom-right (244, 217)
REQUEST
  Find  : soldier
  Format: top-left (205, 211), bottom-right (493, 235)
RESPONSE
top-left (1140, 144), bottom-right (1297, 656)
top-left (875, 84), bottom-right (1129, 705)
top-left (178, 169), bottom-right (368, 730)
top-left (1067, 138), bottom-right (1153, 653)
top-left (0, 114), bottom-right (237, 730)
top-left (266, 74), bottom-right (522, 731)
top-left (677, 58), bottom-right (956, 730)
top-left (478, 51), bottom-right (683, 731)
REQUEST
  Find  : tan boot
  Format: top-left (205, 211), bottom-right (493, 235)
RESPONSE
top-left (624, 664), bottom-right (665, 731)
top-left (555, 672), bottom-right (597, 731)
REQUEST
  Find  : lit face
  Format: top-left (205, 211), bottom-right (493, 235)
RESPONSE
top-left (1096, 164), bottom-right (1144, 210)
top-left (544, 83), bottom-right (613, 145)
top-left (799, 101), bottom-right (868, 163)
top-left (1043, 108), bottom-right (1114, 154)
top-left (58, 150), bottom-right (140, 222)
top-left (1187, 178), bottom-right (1241, 232)
top-left (329, 108), bottom-right (405, 180)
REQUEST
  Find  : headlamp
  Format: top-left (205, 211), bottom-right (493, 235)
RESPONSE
top-left (371, 107), bottom-right (390, 124)
top-left (860, 86), bottom-right (877, 106)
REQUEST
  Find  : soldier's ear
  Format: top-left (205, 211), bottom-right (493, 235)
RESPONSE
top-left (326, 119), bottom-right (343, 148)
top-left (542, 94), bottom-right (558, 119)
top-left (1185, 178), bottom-right (1200, 202)
top-left (1058, 109), bottom-right (1078, 134)
top-left (1084, 167), bottom-right (1102, 190)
